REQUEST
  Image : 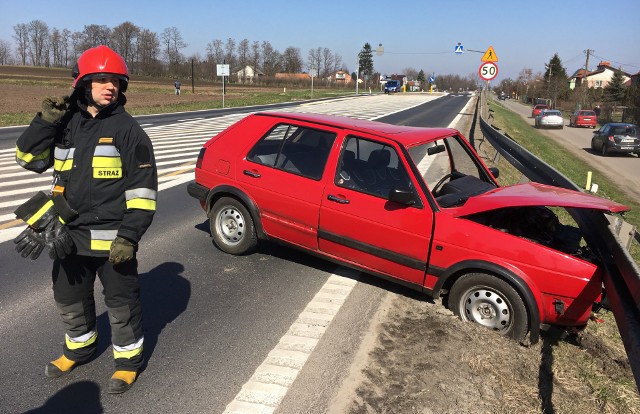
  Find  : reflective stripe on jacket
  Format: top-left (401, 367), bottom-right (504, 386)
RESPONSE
top-left (16, 95), bottom-right (158, 256)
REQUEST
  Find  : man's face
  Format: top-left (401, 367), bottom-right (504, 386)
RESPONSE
top-left (90, 76), bottom-right (119, 107)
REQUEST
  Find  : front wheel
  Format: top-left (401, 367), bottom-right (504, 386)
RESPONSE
top-left (449, 273), bottom-right (529, 341)
top-left (209, 197), bottom-right (257, 255)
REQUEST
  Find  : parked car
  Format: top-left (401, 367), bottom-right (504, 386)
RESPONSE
top-left (569, 110), bottom-right (597, 128)
top-left (188, 112), bottom-right (628, 342)
top-left (532, 104), bottom-right (550, 117)
top-left (384, 80), bottom-right (402, 93)
top-left (591, 123), bottom-right (640, 156)
top-left (534, 109), bottom-right (564, 129)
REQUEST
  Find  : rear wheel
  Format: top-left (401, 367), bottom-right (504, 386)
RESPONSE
top-left (449, 273), bottom-right (529, 341)
top-left (601, 143), bottom-right (609, 156)
top-left (209, 197), bottom-right (257, 255)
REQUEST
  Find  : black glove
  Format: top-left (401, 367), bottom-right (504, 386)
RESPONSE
top-left (14, 226), bottom-right (47, 260)
top-left (41, 96), bottom-right (70, 124)
top-left (109, 237), bottom-right (136, 264)
top-left (44, 219), bottom-right (75, 260)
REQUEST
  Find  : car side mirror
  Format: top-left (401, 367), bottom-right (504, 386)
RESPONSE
top-left (488, 167), bottom-right (500, 179)
top-left (388, 189), bottom-right (416, 206)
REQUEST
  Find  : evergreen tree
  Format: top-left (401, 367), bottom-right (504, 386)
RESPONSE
top-left (605, 69), bottom-right (627, 105)
top-left (543, 54), bottom-right (569, 106)
top-left (417, 69), bottom-right (426, 88)
top-left (358, 43), bottom-right (374, 89)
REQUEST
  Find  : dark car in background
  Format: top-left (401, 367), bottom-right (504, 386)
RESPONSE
top-left (569, 110), bottom-right (597, 128)
top-left (591, 123), bottom-right (640, 156)
top-left (384, 80), bottom-right (402, 93)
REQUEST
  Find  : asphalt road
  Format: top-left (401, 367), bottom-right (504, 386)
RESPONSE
top-left (499, 99), bottom-right (640, 200)
top-left (0, 93), bottom-right (474, 414)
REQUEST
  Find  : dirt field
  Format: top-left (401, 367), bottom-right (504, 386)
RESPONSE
top-left (2, 66), bottom-right (639, 413)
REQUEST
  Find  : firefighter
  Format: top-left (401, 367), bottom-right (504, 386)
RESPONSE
top-left (15, 45), bottom-right (158, 394)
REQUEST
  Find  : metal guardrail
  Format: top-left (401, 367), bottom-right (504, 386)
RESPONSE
top-left (478, 91), bottom-right (640, 393)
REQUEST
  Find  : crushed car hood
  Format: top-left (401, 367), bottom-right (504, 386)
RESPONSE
top-left (448, 182), bottom-right (629, 216)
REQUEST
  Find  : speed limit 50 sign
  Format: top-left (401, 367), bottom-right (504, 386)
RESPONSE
top-left (478, 62), bottom-right (498, 81)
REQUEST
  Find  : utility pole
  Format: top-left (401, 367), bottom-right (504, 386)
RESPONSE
top-left (583, 49), bottom-right (593, 108)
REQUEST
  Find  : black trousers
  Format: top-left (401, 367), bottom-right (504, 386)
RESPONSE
top-left (52, 255), bottom-right (144, 371)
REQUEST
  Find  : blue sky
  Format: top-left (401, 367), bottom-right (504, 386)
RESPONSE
top-left (2, 0), bottom-right (639, 81)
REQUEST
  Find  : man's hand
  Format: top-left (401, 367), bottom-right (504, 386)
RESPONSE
top-left (109, 236), bottom-right (136, 264)
top-left (41, 96), bottom-right (70, 124)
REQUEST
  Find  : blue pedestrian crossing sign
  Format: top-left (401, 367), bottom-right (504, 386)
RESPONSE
top-left (429, 76), bottom-right (436, 83)
top-left (454, 43), bottom-right (464, 55)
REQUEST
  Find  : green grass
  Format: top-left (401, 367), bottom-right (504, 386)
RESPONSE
top-left (486, 98), bottom-right (640, 264)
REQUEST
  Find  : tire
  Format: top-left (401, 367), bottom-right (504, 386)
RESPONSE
top-left (601, 143), bottom-right (609, 157)
top-left (591, 138), bottom-right (596, 151)
top-left (449, 273), bottom-right (529, 341)
top-left (209, 197), bottom-right (257, 255)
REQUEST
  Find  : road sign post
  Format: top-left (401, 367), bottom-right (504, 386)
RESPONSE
top-left (217, 63), bottom-right (230, 108)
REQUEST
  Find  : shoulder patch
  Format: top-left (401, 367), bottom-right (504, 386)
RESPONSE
top-left (98, 137), bottom-right (113, 144)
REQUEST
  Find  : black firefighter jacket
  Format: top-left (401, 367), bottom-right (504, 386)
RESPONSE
top-left (16, 94), bottom-right (158, 256)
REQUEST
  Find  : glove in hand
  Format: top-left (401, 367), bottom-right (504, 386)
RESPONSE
top-left (109, 236), bottom-right (136, 264)
top-left (44, 219), bottom-right (75, 260)
top-left (14, 226), bottom-right (46, 260)
top-left (41, 96), bottom-right (70, 124)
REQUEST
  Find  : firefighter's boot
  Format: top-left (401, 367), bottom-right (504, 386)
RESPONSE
top-left (45, 355), bottom-right (76, 378)
top-left (107, 370), bottom-right (137, 394)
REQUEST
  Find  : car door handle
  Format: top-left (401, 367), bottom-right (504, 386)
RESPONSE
top-left (243, 170), bottom-right (261, 178)
top-left (327, 194), bottom-right (350, 204)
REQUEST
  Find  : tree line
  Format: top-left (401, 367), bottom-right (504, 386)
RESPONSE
top-left (0, 20), bottom-right (348, 84)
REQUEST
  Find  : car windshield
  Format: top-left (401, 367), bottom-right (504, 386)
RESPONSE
top-left (407, 135), bottom-right (496, 207)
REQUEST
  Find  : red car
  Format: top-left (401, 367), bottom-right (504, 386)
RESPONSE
top-left (188, 112), bottom-right (628, 342)
top-left (532, 104), bottom-right (550, 117)
top-left (569, 110), bottom-right (598, 128)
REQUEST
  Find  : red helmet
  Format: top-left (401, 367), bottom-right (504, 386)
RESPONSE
top-left (72, 45), bottom-right (129, 92)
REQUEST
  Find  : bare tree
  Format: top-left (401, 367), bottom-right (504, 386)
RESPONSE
top-left (282, 46), bottom-right (302, 74)
top-left (251, 41), bottom-right (260, 74)
top-left (70, 31), bottom-right (85, 64)
top-left (111, 22), bottom-right (140, 67)
top-left (50, 28), bottom-right (63, 67)
top-left (307, 47), bottom-right (321, 75)
top-left (320, 47), bottom-right (335, 79)
top-left (161, 26), bottom-right (187, 72)
top-left (13, 23), bottom-right (29, 65)
top-left (60, 29), bottom-right (71, 67)
top-left (237, 38), bottom-right (250, 81)
top-left (224, 38), bottom-right (236, 71)
top-left (402, 67), bottom-right (418, 81)
top-left (82, 24), bottom-right (111, 49)
top-left (0, 39), bottom-right (13, 64)
top-left (137, 29), bottom-right (161, 75)
top-left (261, 41), bottom-right (281, 77)
top-left (27, 20), bottom-right (49, 66)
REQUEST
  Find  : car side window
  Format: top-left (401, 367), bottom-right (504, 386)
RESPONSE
top-left (335, 136), bottom-right (413, 200)
top-left (247, 123), bottom-right (336, 180)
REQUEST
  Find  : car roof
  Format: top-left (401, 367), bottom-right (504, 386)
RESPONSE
top-left (254, 112), bottom-right (458, 147)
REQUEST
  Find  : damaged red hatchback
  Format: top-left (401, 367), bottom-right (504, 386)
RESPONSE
top-left (188, 112), bottom-right (628, 342)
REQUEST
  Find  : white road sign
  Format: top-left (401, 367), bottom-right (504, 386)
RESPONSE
top-left (478, 62), bottom-right (498, 81)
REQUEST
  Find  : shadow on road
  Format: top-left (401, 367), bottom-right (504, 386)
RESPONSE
top-left (23, 381), bottom-right (103, 414)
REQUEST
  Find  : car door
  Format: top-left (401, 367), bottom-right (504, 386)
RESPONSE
top-left (237, 121), bottom-right (338, 250)
top-left (318, 134), bottom-right (433, 286)
top-left (593, 125), bottom-right (608, 149)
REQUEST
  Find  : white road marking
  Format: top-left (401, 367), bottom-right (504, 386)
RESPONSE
top-left (222, 271), bottom-right (359, 414)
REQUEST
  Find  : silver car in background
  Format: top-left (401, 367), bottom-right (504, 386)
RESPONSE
top-left (535, 109), bottom-right (564, 129)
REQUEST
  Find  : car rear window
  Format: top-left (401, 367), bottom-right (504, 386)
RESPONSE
top-left (612, 126), bottom-right (639, 137)
top-left (580, 111), bottom-right (596, 116)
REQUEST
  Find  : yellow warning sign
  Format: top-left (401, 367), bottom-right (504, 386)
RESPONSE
top-left (481, 46), bottom-right (498, 62)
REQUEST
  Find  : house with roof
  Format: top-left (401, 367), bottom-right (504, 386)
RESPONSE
top-left (569, 61), bottom-right (631, 90)
top-left (235, 66), bottom-right (264, 83)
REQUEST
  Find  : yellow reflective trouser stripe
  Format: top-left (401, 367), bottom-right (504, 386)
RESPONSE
top-left (113, 346), bottom-right (143, 360)
top-left (26, 200), bottom-right (53, 226)
top-left (54, 158), bottom-right (73, 171)
top-left (92, 156), bottom-right (122, 168)
top-left (16, 146), bottom-right (50, 164)
top-left (126, 198), bottom-right (157, 211)
top-left (66, 331), bottom-right (97, 350)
